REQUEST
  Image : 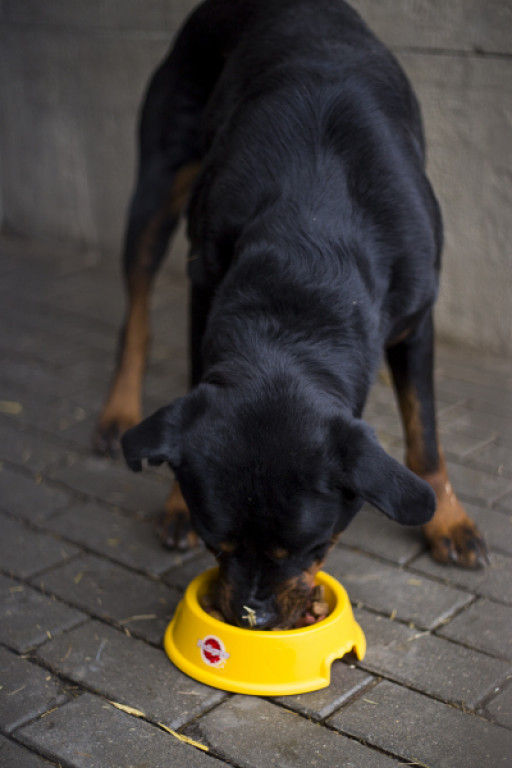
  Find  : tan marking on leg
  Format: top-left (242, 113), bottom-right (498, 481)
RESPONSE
top-left (386, 327), bottom-right (412, 348)
top-left (157, 482), bottom-right (198, 550)
top-left (168, 161), bottom-right (202, 218)
top-left (397, 385), bottom-right (429, 476)
top-left (95, 275), bottom-right (150, 452)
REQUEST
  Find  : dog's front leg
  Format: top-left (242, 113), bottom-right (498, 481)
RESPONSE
top-left (386, 313), bottom-right (489, 567)
top-left (157, 482), bottom-right (199, 551)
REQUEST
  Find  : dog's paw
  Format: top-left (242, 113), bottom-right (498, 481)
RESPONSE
top-left (421, 474), bottom-right (490, 569)
top-left (427, 519), bottom-right (489, 568)
top-left (94, 409), bottom-right (141, 457)
top-left (156, 509), bottom-right (199, 551)
top-left (156, 483), bottom-right (200, 551)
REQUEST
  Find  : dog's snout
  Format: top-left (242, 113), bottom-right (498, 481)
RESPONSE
top-left (234, 597), bottom-right (278, 630)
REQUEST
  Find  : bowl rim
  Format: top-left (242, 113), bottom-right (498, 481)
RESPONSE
top-left (185, 566), bottom-right (349, 637)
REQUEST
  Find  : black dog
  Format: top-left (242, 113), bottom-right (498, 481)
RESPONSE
top-left (96, 0), bottom-right (488, 629)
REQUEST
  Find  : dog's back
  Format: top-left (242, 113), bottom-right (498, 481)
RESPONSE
top-left (187, 0), bottom-right (442, 387)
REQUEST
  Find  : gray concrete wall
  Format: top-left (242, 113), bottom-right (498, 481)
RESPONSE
top-left (0, 1), bottom-right (511, 354)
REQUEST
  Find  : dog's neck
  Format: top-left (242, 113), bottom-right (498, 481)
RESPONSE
top-left (201, 244), bottom-right (382, 417)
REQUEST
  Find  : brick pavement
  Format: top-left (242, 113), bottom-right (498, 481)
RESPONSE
top-left (0, 233), bottom-right (511, 767)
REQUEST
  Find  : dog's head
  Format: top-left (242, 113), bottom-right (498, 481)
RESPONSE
top-left (122, 382), bottom-right (434, 629)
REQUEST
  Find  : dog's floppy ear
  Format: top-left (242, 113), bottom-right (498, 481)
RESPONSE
top-left (121, 400), bottom-right (184, 472)
top-left (336, 418), bottom-right (435, 526)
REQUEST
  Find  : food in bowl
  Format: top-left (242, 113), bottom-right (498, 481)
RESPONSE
top-left (199, 582), bottom-right (330, 628)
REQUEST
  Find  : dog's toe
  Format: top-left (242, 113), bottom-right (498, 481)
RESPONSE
top-left (156, 509), bottom-right (199, 551)
top-left (94, 411), bottom-right (140, 458)
top-left (94, 423), bottom-right (122, 457)
top-left (430, 522), bottom-right (489, 569)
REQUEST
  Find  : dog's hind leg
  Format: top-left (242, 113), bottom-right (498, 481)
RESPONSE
top-left (94, 160), bottom-right (201, 456)
top-left (386, 313), bottom-right (489, 567)
top-left (94, 10), bottom-right (226, 456)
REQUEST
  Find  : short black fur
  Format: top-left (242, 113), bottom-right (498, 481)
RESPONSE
top-left (122, 0), bottom-right (443, 628)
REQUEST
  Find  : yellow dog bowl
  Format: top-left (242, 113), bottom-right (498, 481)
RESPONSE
top-left (164, 567), bottom-right (365, 696)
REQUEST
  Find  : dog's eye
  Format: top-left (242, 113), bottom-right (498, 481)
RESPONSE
top-left (218, 541), bottom-right (237, 554)
top-left (269, 547), bottom-right (289, 561)
top-left (206, 541), bottom-right (237, 559)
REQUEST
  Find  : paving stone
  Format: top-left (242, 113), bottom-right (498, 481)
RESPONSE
top-left (0, 734), bottom-right (60, 768)
top-left (47, 456), bottom-right (170, 516)
top-left (497, 491), bottom-right (512, 515)
top-left (2, 389), bottom-right (98, 437)
top-left (435, 350), bottom-right (512, 389)
top-left (0, 353), bottom-right (84, 401)
top-left (0, 646), bottom-right (69, 734)
top-left (363, 410), bottom-right (402, 441)
top-left (143, 360), bottom-right (188, 401)
top-left (38, 620), bottom-right (227, 730)
top-left (439, 429), bottom-right (495, 462)
top-left (326, 546), bottom-right (472, 630)
top-left (163, 550), bottom-right (216, 591)
top-left (0, 419), bottom-right (69, 474)
top-left (438, 598), bottom-right (512, 660)
top-left (437, 405), bottom-right (502, 458)
top-left (17, 693), bottom-right (222, 768)
top-left (0, 290), bottom-right (116, 357)
top-left (0, 573), bottom-right (86, 653)
top-left (270, 662), bottom-right (374, 721)
top-left (0, 465), bottom-right (71, 523)
top-left (328, 679), bottom-right (512, 767)
top-left (443, 460), bottom-right (512, 506)
top-left (63, 357), bottom-right (111, 385)
top-left (485, 682), bottom-right (512, 730)
top-left (55, 415), bottom-right (97, 450)
top-left (34, 554), bottom-right (179, 644)
top-left (194, 695), bottom-right (401, 768)
top-left (0, 236), bottom-right (89, 281)
top-left (337, 504), bottom-right (425, 565)
top-left (356, 609), bottom-right (511, 709)
top-left (460, 395), bottom-right (512, 425)
top-left (440, 404), bottom-right (512, 444)
top-left (411, 551), bottom-right (512, 605)
top-left (0, 513), bottom-right (80, 578)
top-left (467, 437), bottom-right (512, 479)
top-left (45, 273), bottom-right (124, 326)
top-left (435, 378), bottom-right (512, 419)
top-left (0, 314), bottom-right (85, 367)
top-left (43, 501), bottom-right (195, 577)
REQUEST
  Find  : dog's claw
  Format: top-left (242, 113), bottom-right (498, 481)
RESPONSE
top-left (94, 425), bottom-right (122, 458)
top-left (430, 524), bottom-right (489, 569)
top-left (94, 411), bottom-right (141, 459)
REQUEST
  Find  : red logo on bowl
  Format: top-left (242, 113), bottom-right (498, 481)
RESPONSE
top-left (197, 635), bottom-right (230, 668)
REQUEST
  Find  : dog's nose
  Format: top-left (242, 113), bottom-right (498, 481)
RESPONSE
top-left (238, 600), bottom-right (278, 630)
